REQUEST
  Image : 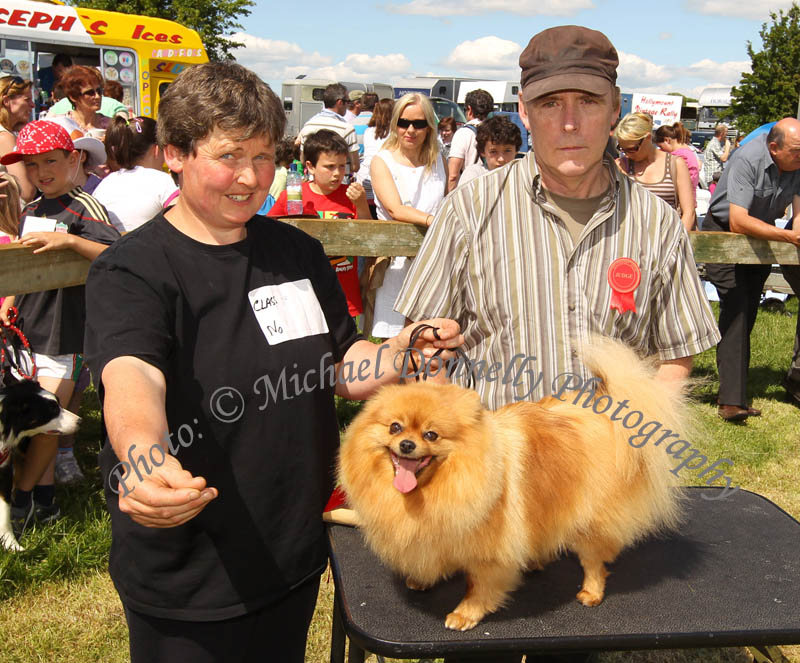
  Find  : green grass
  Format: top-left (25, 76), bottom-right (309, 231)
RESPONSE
top-left (1, 300), bottom-right (799, 662)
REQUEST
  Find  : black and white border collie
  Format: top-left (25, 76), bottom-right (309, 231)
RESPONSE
top-left (0, 378), bottom-right (81, 551)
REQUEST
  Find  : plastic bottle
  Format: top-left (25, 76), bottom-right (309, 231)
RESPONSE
top-left (286, 164), bottom-right (303, 215)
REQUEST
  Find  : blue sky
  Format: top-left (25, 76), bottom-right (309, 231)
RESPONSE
top-left (232, 0), bottom-right (792, 100)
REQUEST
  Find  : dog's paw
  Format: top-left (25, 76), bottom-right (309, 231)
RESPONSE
top-left (576, 589), bottom-right (604, 606)
top-left (405, 577), bottom-right (431, 591)
top-left (0, 535), bottom-right (24, 552)
top-left (445, 610), bottom-right (481, 631)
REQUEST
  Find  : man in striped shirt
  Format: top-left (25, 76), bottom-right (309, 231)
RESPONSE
top-left (397, 25), bottom-right (720, 413)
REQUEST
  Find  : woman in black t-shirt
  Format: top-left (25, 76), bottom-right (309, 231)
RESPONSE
top-left (84, 62), bottom-right (462, 663)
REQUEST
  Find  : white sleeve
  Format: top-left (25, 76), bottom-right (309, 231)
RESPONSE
top-left (156, 171), bottom-right (179, 205)
top-left (448, 127), bottom-right (472, 161)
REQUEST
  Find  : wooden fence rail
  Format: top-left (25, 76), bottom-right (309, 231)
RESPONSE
top-left (1, 220), bottom-right (799, 297)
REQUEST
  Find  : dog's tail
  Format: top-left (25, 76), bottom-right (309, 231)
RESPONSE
top-left (580, 334), bottom-right (690, 533)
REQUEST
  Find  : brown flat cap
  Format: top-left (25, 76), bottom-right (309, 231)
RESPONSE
top-left (519, 25), bottom-right (618, 102)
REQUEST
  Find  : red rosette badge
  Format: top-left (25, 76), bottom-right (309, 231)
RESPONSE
top-left (607, 257), bottom-right (641, 314)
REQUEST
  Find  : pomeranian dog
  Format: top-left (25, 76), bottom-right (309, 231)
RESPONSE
top-left (337, 336), bottom-right (686, 631)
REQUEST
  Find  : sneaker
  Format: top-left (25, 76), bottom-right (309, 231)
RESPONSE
top-left (55, 451), bottom-right (85, 484)
top-left (11, 500), bottom-right (35, 540)
top-left (34, 501), bottom-right (62, 525)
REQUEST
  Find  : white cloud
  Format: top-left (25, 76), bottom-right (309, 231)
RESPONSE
top-left (691, 0), bottom-right (794, 19)
top-left (442, 36), bottom-right (522, 79)
top-left (384, 0), bottom-right (593, 17)
top-left (341, 53), bottom-right (412, 75)
top-left (685, 58), bottom-right (750, 85)
top-left (617, 52), bottom-right (673, 90)
top-left (230, 32), bottom-right (411, 86)
top-left (616, 50), bottom-right (751, 96)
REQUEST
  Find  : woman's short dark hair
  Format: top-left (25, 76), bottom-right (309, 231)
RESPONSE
top-left (106, 115), bottom-right (157, 170)
top-left (367, 98), bottom-right (394, 140)
top-left (61, 65), bottom-right (102, 104)
top-left (476, 116), bottom-right (522, 154)
top-left (156, 61), bottom-right (285, 156)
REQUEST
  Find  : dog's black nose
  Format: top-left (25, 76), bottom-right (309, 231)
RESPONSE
top-left (399, 439), bottom-right (416, 455)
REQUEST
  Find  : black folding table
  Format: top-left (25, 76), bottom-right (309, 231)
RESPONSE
top-left (327, 487), bottom-right (800, 662)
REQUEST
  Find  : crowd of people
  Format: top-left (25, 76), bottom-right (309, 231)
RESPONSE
top-left (0, 23), bottom-right (798, 663)
top-left (0, 58), bottom-right (179, 527)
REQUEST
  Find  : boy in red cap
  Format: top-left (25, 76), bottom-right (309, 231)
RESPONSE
top-left (0, 120), bottom-right (119, 541)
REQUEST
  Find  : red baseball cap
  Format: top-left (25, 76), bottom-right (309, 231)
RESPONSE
top-left (0, 120), bottom-right (75, 165)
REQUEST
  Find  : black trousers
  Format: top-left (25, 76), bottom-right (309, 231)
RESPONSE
top-left (705, 262), bottom-right (800, 405)
top-left (779, 264), bottom-right (800, 384)
top-left (705, 262), bottom-right (771, 406)
top-left (125, 576), bottom-right (320, 663)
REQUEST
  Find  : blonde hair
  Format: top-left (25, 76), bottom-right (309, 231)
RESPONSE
top-left (614, 112), bottom-right (653, 142)
top-left (0, 78), bottom-right (33, 132)
top-left (382, 93), bottom-right (440, 172)
top-left (0, 171), bottom-right (21, 238)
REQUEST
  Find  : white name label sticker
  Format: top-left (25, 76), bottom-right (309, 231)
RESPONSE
top-left (248, 280), bottom-right (329, 345)
top-left (22, 216), bottom-right (57, 236)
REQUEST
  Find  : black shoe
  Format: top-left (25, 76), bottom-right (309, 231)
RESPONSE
top-left (782, 376), bottom-right (800, 406)
top-left (11, 501), bottom-right (34, 540)
top-left (34, 501), bottom-right (62, 525)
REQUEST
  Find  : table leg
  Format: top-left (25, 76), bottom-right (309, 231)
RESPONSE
top-left (330, 585), bottom-right (346, 663)
top-left (347, 640), bottom-right (366, 663)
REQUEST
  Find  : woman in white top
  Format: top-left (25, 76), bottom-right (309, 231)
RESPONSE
top-left (93, 116), bottom-right (179, 232)
top-left (357, 98), bottom-right (393, 214)
top-left (369, 93), bottom-right (446, 338)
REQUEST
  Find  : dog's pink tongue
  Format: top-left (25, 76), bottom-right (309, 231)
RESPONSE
top-left (393, 458), bottom-right (419, 493)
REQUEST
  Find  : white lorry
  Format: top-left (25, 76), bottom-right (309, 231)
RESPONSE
top-left (281, 78), bottom-right (393, 137)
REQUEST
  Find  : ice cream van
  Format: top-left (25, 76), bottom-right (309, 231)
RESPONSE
top-left (0, 0), bottom-right (207, 118)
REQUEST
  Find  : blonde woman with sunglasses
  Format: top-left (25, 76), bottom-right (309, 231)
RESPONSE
top-left (369, 93), bottom-right (447, 338)
top-left (0, 75), bottom-right (37, 201)
top-left (614, 112), bottom-right (696, 231)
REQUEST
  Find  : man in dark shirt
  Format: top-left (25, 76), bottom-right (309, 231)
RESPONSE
top-left (703, 117), bottom-right (800, 419)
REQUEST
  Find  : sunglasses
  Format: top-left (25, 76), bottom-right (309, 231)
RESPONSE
top-left (1, 76), bottom-right (26, 95)
top-left (618, 137), bottom-right (645, 154)
top-left (80, 87), bottom-right (104, 98)
top-left (397, 118), bottom-right (429, 130)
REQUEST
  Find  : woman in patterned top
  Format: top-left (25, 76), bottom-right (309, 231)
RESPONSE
top-left (614, 112), bottom-right (696, 231)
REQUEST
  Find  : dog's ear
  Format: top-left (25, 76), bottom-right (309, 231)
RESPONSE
top-left (441, 384), bottom-right (485, 421)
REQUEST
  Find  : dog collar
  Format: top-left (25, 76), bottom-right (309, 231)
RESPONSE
top-left (0, 446), bottom-right (9, 467)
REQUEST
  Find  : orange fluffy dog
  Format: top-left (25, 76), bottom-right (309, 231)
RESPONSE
top-left (337, 337), bottom-right (685, 631)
